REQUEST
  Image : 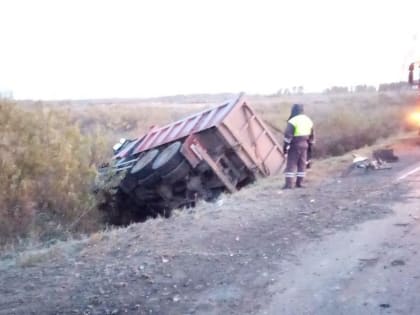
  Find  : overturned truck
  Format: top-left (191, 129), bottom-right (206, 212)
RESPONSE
top-left (96, 94), bottom-right (285, 225)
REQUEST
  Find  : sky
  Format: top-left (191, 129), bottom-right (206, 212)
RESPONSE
top-left (0, 0), bottom-right (419, 100)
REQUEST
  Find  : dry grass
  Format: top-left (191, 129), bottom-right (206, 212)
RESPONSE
top-left (16, 246), bottom-right (63, 267)
top-left (1, 128), bottom-right (414, 267)
top-left (253, 91), bottom-right (418, 157)
top-left (0, 99), bottom-right (107, 247)
top-left (61, 102), bottom-right (208, 147)
top-left (0, 90), bottom-right (418, 250)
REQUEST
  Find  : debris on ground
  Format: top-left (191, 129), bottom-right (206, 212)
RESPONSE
top-left (342, 148), bottom-right (399, 176)
top-left (390, 259), bottom-right (405, 266)
top-left (373, 148), bottom-right (399, 163)
top-left (379, 303), bottom-right (391, 308)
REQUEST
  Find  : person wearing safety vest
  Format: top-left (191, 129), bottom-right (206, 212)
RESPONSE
top-left (283, 103), bottom-right (315, 189)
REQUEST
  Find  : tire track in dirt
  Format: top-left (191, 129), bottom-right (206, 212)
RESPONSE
top-left (260, 151), bottom-right (420, 315)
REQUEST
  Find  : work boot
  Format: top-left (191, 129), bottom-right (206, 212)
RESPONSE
top-left (296, 177), bottom-right (305, 188)
top-left (282, 178), bottom-right (293, 189)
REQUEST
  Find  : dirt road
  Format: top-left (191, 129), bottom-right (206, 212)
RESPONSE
top-left (1, 138), bottom-right (420, 315)
top-left (262, 162), bottom-right (420, 315)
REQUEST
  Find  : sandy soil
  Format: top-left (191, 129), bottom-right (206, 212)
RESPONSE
top-left (1, 137), bottom-right (420, 315)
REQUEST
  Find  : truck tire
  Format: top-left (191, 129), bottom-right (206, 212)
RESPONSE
top-left (130, 149), bottom-right (159, 179)
top-left (137, 171), bottom-right (161, 187)
top-left (161, 159), bottom-right (191, 184)
top-left (152, 141), bottom-right (184, 174)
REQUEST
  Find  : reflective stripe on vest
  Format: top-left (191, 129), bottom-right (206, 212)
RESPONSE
top-left (288, 114), bottom-right (313, 136)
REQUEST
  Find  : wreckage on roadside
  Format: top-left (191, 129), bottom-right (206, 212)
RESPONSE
top-left (95, 94), bottom-right (285, 224)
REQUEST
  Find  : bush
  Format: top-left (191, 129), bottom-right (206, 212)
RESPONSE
top-left (0, 100), bottom-right (107, 247)
top-left (253, 91), bottom-right (417, 158)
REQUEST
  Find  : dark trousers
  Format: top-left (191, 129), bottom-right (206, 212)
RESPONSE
top-left (285, 145), bottom-right (308, 179)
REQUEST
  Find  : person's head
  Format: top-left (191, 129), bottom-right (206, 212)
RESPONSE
top-left (289, 103), bottom-right (304, 119)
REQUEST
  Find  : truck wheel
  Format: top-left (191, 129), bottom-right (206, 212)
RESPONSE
top-left (130, 149), bottom-right (159, 179)
top-left (161, 159), bottom-right (191, 184)
top-left (137, 171), bottom-right (161, 187)
top-left (152, 141), bottom-right (184, 174)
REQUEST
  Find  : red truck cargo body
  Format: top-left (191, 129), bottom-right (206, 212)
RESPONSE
top-left (115, 94), bottom-right (284, 178)
top-left (99, 94), bottom-right (285, 224)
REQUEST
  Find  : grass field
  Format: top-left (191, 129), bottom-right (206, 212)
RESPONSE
top-left (0, 90), bottom-right (418, 249)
